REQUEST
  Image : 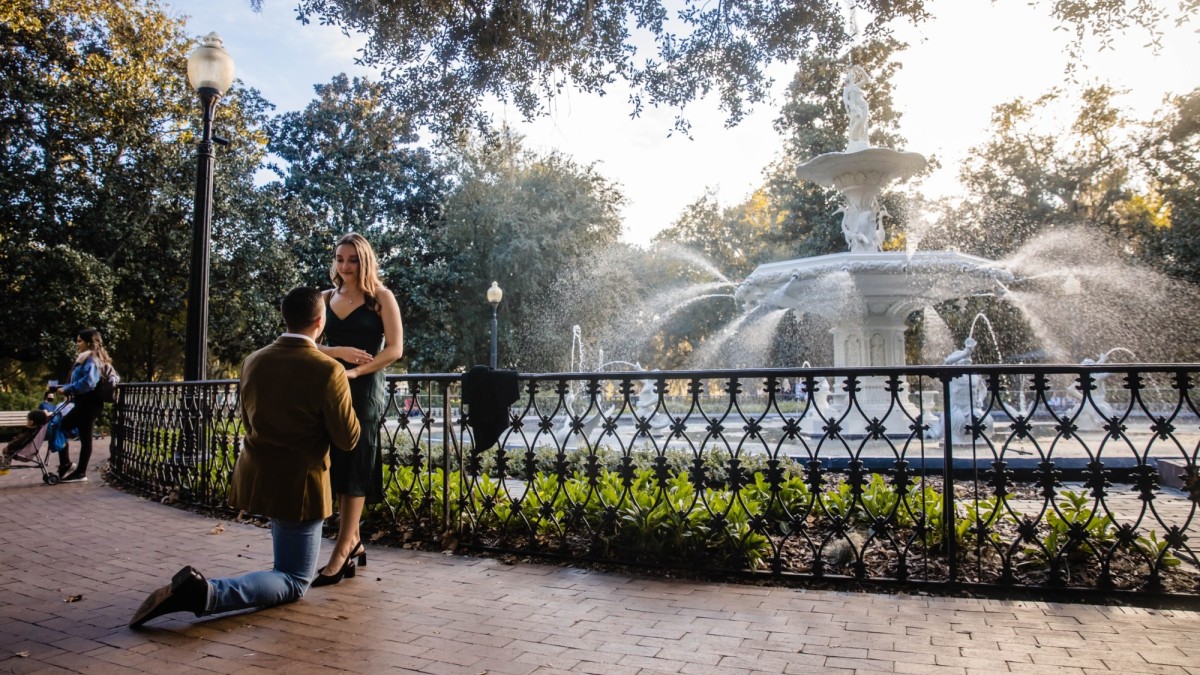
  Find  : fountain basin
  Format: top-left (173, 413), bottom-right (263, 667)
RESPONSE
top-left (795, 148), bottom-right (928, 192)
top-left (737, 251), bottom-right (1014, 318)
top-left (736, 251), bottom-right (1014, 436)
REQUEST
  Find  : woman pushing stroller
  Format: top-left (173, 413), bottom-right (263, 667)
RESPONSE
top-left (54, 328), bottom-right (112, 483)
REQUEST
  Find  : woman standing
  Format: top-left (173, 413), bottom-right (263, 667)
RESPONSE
top-left (57, 328), bottom-right (111, 483)
top-left (314, 233), bottom-right (403, 586)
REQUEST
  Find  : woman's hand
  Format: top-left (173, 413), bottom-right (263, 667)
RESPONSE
top-left (336, 346), bottom-right (373, 365)
top-left (345, 369), bottom-right (360, 380)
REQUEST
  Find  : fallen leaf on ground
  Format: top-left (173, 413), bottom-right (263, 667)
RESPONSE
top-left (64, 594), bottom-right (82, 603)
top-left (210, 523), bottom-right (225, 535)
top-left (16, 651), bottom-right (29, 657)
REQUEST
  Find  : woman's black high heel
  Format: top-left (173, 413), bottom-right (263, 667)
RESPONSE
top-left (351, 540), bottom-right (366, 568)
top-left (311, 555), bottom-right (356, 588)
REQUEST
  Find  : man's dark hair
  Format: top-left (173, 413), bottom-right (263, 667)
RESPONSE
top-left (281, 287), bottom-right (323, 332)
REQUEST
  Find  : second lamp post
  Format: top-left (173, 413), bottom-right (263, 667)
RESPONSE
top-left (487, 282), bottom-right (503, 368)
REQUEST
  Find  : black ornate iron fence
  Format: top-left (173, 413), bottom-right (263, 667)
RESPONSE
top-left (109, 364), bottom-right (1200, 600)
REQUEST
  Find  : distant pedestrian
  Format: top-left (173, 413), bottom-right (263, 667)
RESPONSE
top-left (56, 329), bottom-right (110, 482)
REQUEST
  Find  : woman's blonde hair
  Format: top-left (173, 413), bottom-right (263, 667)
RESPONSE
top-left (329, 232), bottom-right (386, 310)
top-left (77, 328), bottom-right (111, 366)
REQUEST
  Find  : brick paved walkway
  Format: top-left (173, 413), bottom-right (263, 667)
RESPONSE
top-left (2, 440), bottom-right (1199, 674)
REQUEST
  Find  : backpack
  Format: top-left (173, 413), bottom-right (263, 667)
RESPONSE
top-left (96, 362), bottom-right (120, 403)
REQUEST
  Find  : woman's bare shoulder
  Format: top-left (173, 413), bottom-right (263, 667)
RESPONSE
top-left (375, 287), bottom-right (401, 309)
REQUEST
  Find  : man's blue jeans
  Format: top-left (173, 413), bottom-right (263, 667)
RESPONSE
top-left (205, 518), bottom-right (323, 614)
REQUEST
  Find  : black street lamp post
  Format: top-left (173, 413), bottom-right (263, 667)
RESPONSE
top-left (184, 32), bottom-right (234, 382)
top-left (178, 34), bottom-right (233, 473)
top-left (487, 282), bottom-right (503, 368)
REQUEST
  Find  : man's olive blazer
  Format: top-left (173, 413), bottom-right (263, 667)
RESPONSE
top-left (229, 335), bottom-right (360, 521)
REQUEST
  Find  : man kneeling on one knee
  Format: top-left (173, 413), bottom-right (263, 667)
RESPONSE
top-left (131, 287), bottom-right (360, 627)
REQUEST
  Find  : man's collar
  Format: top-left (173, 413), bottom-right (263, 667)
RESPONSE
top-left (279, 332), bottom-right (317, 346)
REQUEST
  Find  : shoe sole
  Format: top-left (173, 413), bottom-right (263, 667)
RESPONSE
top-left (129, 567), bottom-right (202, 628)
top-left (129, 582), bottom-right (175, 628)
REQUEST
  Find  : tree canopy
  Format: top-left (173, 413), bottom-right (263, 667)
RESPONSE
top-left (1137, 89), bottom-right (1200, 285)
top-left (0, 0), bottom-right (303, 383)
top-left (266, 0), bottom-right (1191, 137)
top-left (1, 0), bottom-right (195, 376)
top-left (442, 130), bottom-right (626, 370)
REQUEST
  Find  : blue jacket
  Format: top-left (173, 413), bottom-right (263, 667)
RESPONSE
top-left (62, 357), bottom-right (100, 396)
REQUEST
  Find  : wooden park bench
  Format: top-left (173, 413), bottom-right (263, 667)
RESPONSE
top-left (0, 411), bottom-right (29, 427)
top-left (0, 410), bottom-right (32, 441)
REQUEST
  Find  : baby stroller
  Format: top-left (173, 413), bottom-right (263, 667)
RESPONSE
top-left (1, 401), bottom-right (72, 485)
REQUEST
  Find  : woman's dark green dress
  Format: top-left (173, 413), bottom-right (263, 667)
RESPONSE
top-left (324, 301), bottom-right (385, 503)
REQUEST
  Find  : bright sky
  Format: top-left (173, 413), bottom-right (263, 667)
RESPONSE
top-left (165, 0), bottom-right (1198, 247)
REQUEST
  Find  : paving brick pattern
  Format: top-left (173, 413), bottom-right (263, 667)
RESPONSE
top-left (3, 440), bottom-right (1199, 674)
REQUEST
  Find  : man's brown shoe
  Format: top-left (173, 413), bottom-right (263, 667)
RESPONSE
top-left (129, 566), bottom-right (209, 628)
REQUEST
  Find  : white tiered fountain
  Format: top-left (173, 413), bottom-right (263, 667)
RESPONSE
top-left (736, 66), bottom-right (1014, 437)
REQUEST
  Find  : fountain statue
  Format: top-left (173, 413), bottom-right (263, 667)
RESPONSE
top-left (797, 367), bottom-right (834, 437)
top-left (925, 337), bottom-right (992, 442)
top-left (788, 66), bottom-right (928, 255)
top-left (1069, 348), bottom-right (1134, 431)
top-left (736, 66), bottom-right (1014, 437)
top-left (634, 373), bottom-right (672, 430)
top-left (843, 65), bottom-right (870, 152)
